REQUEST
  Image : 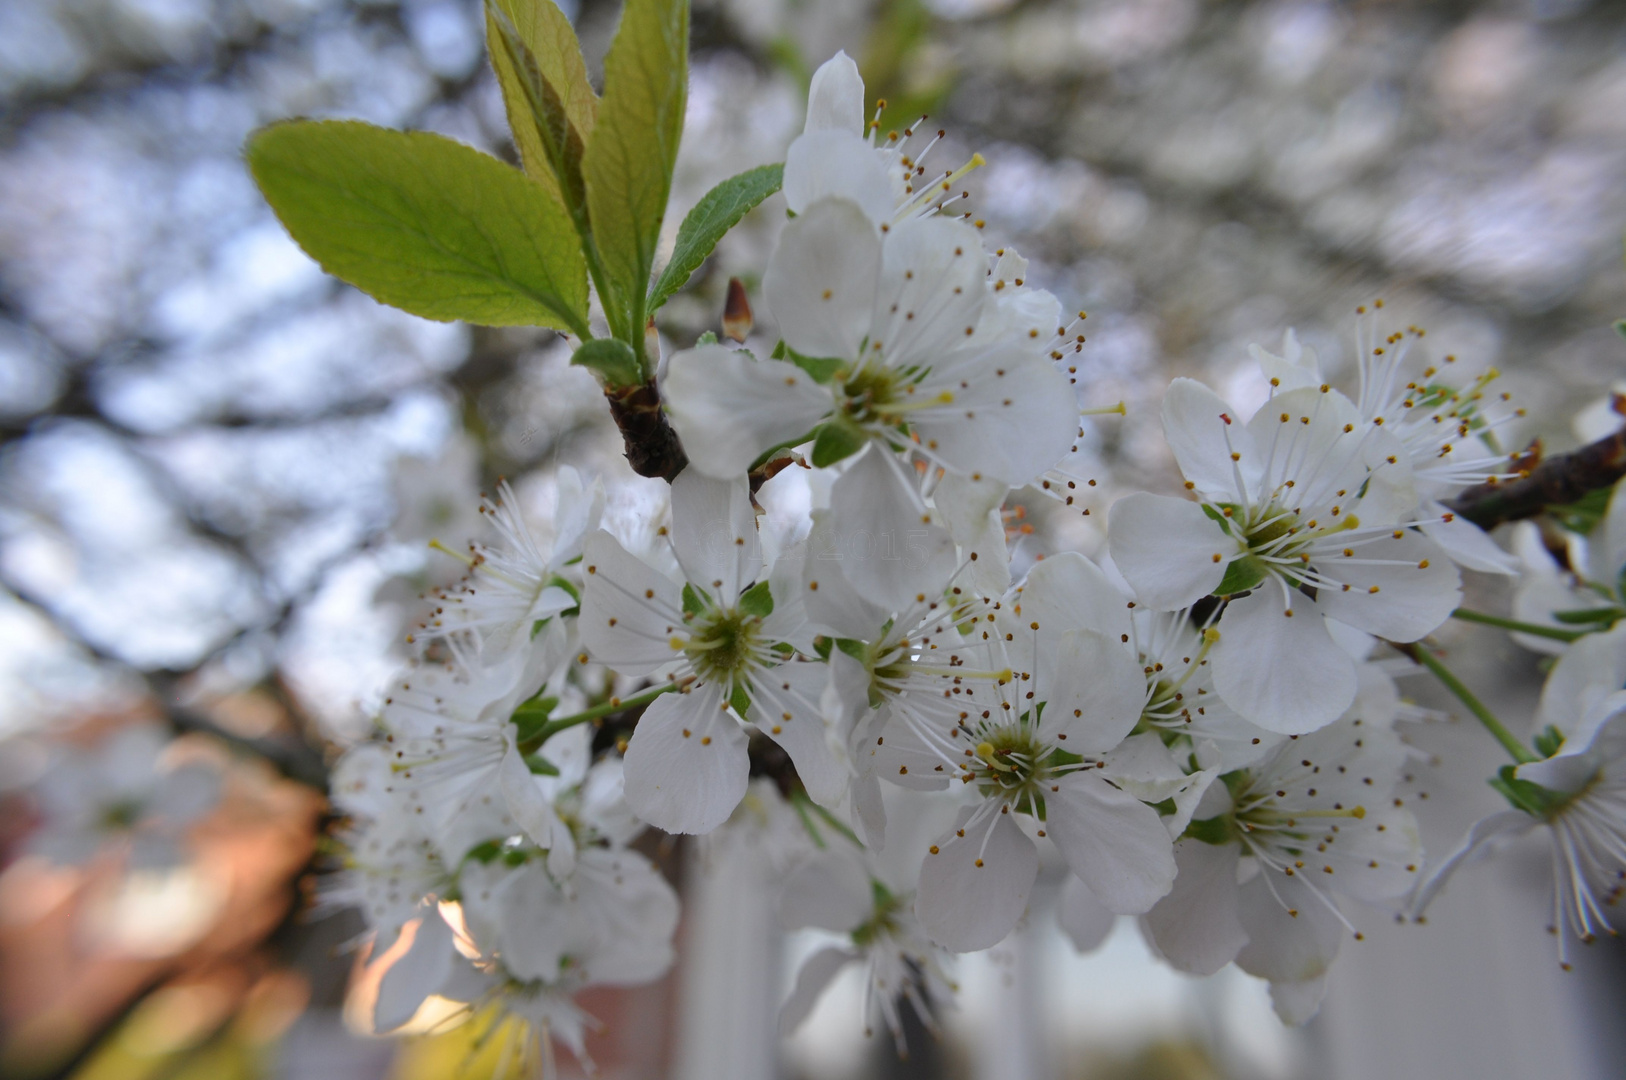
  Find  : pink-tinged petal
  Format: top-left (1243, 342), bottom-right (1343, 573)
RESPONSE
top-left (580, 530), bottom-right (687, 675)
top-left (779, 849), bottom-right (873, 931)
top-left (671, 467), bottom-right (759, 605)
top-left (1162, 378), bottom-right (1261, 502)
top-left (1107, 493), bottom-right (1234, 610)
top-left (870, 215), bottom-right (987, 368)
top-left (1057, 874), bottom-right (1117, 953)
top-left (779, 946), bottom-right (858, 1036)
top-left (1018, 551), bottom-right (1132, 641)
top-left (1212, 589), bottom-right (1355, 735)
top-left (664, 346), bottom-right (832, 479)
top-left (913, 347), bottom-right (1078, 486)
top-left (915, 804), bottom-right (1038, 951)
top-left (750, 661), bottom-right (848, 808)
top-left (765, 195), bottom-right (880, 360)
top-left (1041, 629), bottom-right (1146, 753)
top-left (804, 51), bottom-right (864, 134)
top-left (1312, 531), bottom-right (1460, 642)
top-left (622, 685), bottom-right (750, 835)
top-left (783, 132), bottom-right (896, 226)
top-left (1140, 839), bottom-right (1246, 976)
top-left (1045, 771), bottom-right (1176, 914)
top-left (375, 911), bottom-right (454, 1032)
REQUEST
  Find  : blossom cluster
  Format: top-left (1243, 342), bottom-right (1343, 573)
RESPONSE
top-left (23, 46), bottom-right (1607, 1071)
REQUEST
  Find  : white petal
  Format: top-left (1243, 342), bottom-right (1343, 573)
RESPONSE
top-left (1250, 330), bottom-right (1320, 391)
top-left (1139, 839), bottom-right (1246, 976)
top-left (375, 911), bottom-right (454, 1033)
top-left (1161, 378), bottom-right (1260, 502)
top-left (664, 346), bottom-right (832, 479)
top-left (499, 729), bottom-right (557, 849)
top-left (750, 661), bottom-right (848, 808)
top-left (1410, 809), bottom-right (1533, 918)
top-left (1107, 493), bottom-right (1233, 609)
top-left (870, 711), bottom-right (955, 791)
top-left (1313, 531), bottom-right (1460, 642)
top-left (1538, 624), bottom-right (1626, 740)
top-left (913, 347), bottom-right (1078, 486)
top-left (1057, 874), bottom-right (1117, 953)
top-left (765, 196), bottom-right (880, 361)
top-left (803, 509), bottom-right (892, 638)
top-left (622, 685), bottom-right (750, 835)
top-left (1040, 629), bottom-right (1146, 754)
top-left (1018, 550), bottom-right (1132, 641)
top-left (870, 215), bottom-right (987, 368)
top-left (783, 132), bottom-right (896, 226)
top-left (1045, 771), bottom-right (1176, 914)
top-left (915, 804), bottom-right (1038, 951)
top-left (580, 530), bottom-right (687, 675)
top-left (1212, 589), bottom-right (1356, 735)
top-left (1268, 977), bottom-right (1329, 1026)
top-left (1418, 501), bottom-right (1518, 575)
top-left (1511, 522), bottom-right (1597, 655)
top-left (671, 467), bottom-right (760, 605)
top-left (933, 471), bottom-right (1010, 598)
top-left (778, 849), bottom-right (873, 931)
top-left (1233, 872), bottom-right (1345, 995)
top-left (779, 946), bottom-right (857, 1036)
top-left (804, 51), bottom-right (864, 134)
top-left (850, 771), bottom-right (888, 850)
top-left (1245, 386), bottom-right (1369, 510)
top-left (828, 446), bottom-right (957, 613)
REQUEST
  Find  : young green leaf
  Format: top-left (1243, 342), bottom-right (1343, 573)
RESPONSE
top-left (811, 419), bottom-right (866, 468)
top-left (738, 579), bottom-right (774, 618)
top-left (572, 337), bottom-right (642, 387)
top-left (581, 0), bottom-right (688, 344)
top-left (648, 163), bottom-right (783, 312)
top-left (485, 0), bottom-right (597, 222)
top-left (247, 120), bottom-right (589, 332)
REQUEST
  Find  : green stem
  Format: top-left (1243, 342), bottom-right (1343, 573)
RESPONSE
top-left (806, 798), bottom-right (862, 848)
top-left (515, 682), bottom-right (677, 754)
top-left (1401, 643), bottom-right (1538, 764)
top-left (1450, 607), bottom-right (1586, 643)
top-left (790, 795), bottom-right (827, 850)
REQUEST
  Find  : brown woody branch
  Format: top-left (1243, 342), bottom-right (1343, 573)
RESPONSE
top-left (1446, 427), bottom-right (1626, 531)
top-left (605, 381), bottom-right (689, 482)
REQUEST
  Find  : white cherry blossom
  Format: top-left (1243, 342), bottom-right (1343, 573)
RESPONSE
top-left (1108, 378), bottom-right (1461, 733)
top-left (580, 468), bottom-right (842, 834)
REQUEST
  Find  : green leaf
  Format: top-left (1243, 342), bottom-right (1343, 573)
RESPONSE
top-left (485, 0), bottom-right (597, 219)
top-left (1199, 502), bottom-right (1235, 536)
top-left (648, 163), bottom-right (783, 312)
top-left (772, 339), bottom-right (845, 384)
top-left (525, 752), bottom-right (561, 776)
top-left (1549, 485), bottom-right (1614, 536)
top-left (730, 682), bottom-right (752, 716)
top-left (246, 120), bottom-right (589, 332)
top-left (1614, 318), bottom-right (1626, 341)
top-left (1533, 725), bottom-right (1566, 760)
top-left (738, 579), bottom-right (774, 617)
top-left (1552, 606), bottom-right (1625, 625)
top-left (1214, 555), bottom-right (1266, 596)
top-left (572, 337), bottom-right (641, 386)
top-left (1182, 813), bottom-right (1240, 846)
top-left (811, 420), bottom-right (867, 468)
top-left (581, 0), bottom-right (688, 343)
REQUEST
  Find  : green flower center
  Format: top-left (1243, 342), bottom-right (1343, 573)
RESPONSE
top-left (684, 606), bottom-right (763, 685)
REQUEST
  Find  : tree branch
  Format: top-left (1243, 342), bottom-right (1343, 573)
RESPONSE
top-left (604, 381), bottom-right (689, 481)
top-left (1445, 427), bottom-right (1626, 530)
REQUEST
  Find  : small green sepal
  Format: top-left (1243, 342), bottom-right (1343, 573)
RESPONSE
top-left (572, 338), bottom-right (642, 387)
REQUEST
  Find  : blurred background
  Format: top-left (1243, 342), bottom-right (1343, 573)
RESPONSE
top-left (2, 0), bottom-right (1625, 1077)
